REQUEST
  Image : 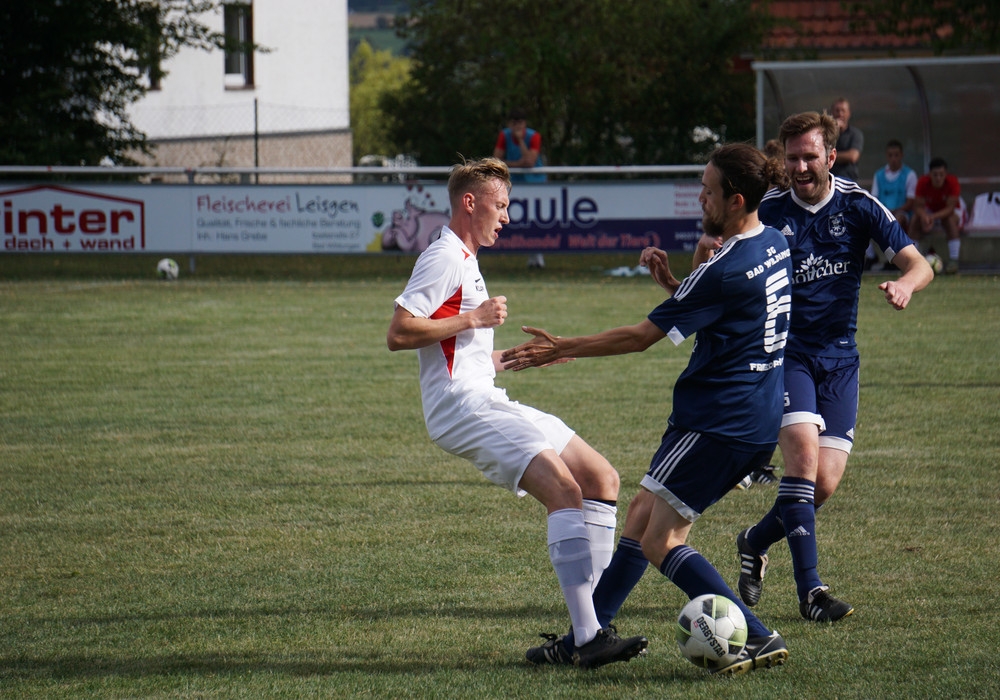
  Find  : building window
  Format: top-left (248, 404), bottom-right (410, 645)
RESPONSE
top-left (224, 2), bottom-right (253, 88)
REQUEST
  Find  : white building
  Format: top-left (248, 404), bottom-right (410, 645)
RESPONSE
top-left (129, 0), bottom-right (351, 177)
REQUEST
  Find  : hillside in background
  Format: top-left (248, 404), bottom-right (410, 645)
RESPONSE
top-left (349, 0), bottom-right (409, 56)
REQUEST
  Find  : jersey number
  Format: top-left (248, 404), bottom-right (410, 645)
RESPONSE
top-left (763, 269), bottom-right (792, 353)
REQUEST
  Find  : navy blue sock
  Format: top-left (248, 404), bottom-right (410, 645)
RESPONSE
top-left (593, 537), bottom-right (648, 627)
top-left (747, 501), bottom-right (785, 555)
top-left (747, 498), bottom-right (826, 555)
top-left (660, 544), bottom-right (770, 639)
top-left (566, 537), bottom-right (647, 649)
top-left (776, 477), bottom-right (823, 600)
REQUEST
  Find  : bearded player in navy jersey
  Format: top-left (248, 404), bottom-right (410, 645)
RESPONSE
top-left (503, 143), bottom-right (793, 675)
top-left (721, 112), bottom-right (934, 623)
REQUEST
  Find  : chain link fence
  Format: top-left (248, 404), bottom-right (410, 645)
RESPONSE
top-left (130, 100), bottom-right (352, 183)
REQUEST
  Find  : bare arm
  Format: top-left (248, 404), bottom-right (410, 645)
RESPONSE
top-left (878, 245), bottom-right (933, 310)
top-left (505, 128), bottom-right (540, 168)
top-left (506, 143), bottom-right (540, 168)
top-left (500, 320), bottom-right (665, 370)
top-left (518, 145), bottom-right (541, 168)
top-left (929, 196), bottom-right (959, 221)
top-left (387, 296), bottom-right (507, 351)
top-left (836, 148), bottom-right (861, 166)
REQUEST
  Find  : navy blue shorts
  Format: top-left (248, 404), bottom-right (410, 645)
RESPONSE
top-left (782, 350), bottom-right (859, 453)
top-left (640, 428), bottom-right (775, 522)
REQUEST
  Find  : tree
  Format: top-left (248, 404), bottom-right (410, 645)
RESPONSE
top-left (847, 0), bottom-right (1000, 54)
top-left (0, 1), bottom-right (238, 166)
top-left (384, 0), bottom-right (775, 167)
top-left (350, 40), bottom-right (412, 162)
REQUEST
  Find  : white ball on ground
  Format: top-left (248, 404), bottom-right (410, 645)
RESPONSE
top-left (157, 258), bottom-right (180, 281)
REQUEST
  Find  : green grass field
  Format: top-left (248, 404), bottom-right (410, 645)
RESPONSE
top-left (2, 254), bottom-right (999, 698)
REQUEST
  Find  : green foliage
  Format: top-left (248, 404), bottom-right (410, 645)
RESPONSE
top-left (385, 0), bottom-right (775, 166)
top-left (846, 0), bottom-right (1000, 54)
top-left (1, 262), bottom-right (998, 697)
top-left (350, 40), bottom-right (413, 162)
top-left (0, 1), bottom-right (239, 166)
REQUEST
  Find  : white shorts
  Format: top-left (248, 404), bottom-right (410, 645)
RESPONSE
top-left (432, 387), bottom-right (575, 496)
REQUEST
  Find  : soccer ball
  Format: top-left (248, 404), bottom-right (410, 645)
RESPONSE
top-left (925, 252), bottom-right (944, 275)
top-left (156, 258), bottom-right (180, 280)
top-left (676, 594), bottom-right (748, 670)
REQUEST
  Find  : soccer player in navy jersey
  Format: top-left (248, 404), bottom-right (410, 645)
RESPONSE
top-left (503, 143), bottom-right (793, 675)
top-left (725, 112), bottom-right (934, 623)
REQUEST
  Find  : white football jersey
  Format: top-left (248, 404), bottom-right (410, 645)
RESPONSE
top-left (394, 227), bottom-right (498, 438)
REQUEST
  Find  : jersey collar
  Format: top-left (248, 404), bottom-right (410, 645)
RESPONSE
top-left (790, 174), bottom-right (836, 214)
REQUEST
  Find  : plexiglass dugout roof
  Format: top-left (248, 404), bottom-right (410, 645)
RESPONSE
top-left (753, 56), bottom-right (1000, 203)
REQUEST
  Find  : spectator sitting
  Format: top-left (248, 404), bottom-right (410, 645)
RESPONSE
top-left (872, 139), bottom-right (918, 232)
top-left (909, 157), bottom-right (964, 273)
top-left (867, 139), bottom-right (918, 271)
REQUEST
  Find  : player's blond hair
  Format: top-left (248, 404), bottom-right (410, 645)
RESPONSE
top-left (447, 157), bottom-right (511, 207)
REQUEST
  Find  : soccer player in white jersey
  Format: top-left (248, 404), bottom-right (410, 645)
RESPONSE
top-left (503, 144), bottom-right (793, 676)
top-left (387, 157), bottom-right (647, 670)
top-left (729, 112), bottom-right (934, 623)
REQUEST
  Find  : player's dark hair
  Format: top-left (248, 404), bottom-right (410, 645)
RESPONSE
top-left (929, 156), bottom-right (948, 170)
top-left (778, 111), bottom-right (839, 154)
top-left (507, 107), bottom-right (527, 121)
top-left (886, 139), bottom-right (904, 151)
top-left (448, 157), bottom-right (511, 205)
top-left (710, 143), bottom-right (788, 212)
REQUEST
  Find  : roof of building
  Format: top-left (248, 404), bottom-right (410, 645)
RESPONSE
top-left (764, 0), bottom-right (931, 54)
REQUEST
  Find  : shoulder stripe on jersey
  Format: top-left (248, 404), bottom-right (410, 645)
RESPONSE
top-left (834, 178), bottom-right (897, 222)
top-left (673, 239), bottom-right (735, 301)
top-left (431, 286), bottom-right (463, 377)
top-left (761, 188), bottom-right (790, 204)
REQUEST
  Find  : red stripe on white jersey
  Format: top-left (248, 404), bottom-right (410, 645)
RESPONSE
top-left (431, 286), bottom-right (463, 376)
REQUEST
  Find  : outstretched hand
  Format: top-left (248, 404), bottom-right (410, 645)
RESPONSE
top-left (500, 326), bottom-right (565, 371)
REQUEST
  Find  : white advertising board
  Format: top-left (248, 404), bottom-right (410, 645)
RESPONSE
top-left (2, 182), bottom-right (703, 254)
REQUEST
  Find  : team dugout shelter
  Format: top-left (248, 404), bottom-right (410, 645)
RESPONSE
top-left (753, 55), bottom-right (1000, 230)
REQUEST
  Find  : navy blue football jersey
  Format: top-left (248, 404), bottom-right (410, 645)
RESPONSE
top-left (647, 224), bottom-right (792, 448)
top-left (758, 175), bottom-right (915, 357)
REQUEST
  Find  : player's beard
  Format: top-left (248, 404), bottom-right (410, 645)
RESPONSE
top-left (702, 210), bottom-right (725, 237)
top-left (791, 169), bottom-right (830, 204)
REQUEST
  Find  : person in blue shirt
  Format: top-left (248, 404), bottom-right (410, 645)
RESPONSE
top-left (872, 139), bottom-right (918, 232)
top-left (493, 107), bottom-right (546, 183)
top-left (502, 143), bottom-right (793, 676)
top-left (729, 111), bottom-right (934, 624)
top-left (865, 139), bottom-right (919, 269)
top-left (494, 107), bottom-right (547, 267)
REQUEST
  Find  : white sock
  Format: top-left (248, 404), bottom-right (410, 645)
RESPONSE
top-left (948, 239), bottom-right (960, 261)
top-left (548, 508), bottom-right (600, 646)
top-left (582, 500), bottom-right (617, 589)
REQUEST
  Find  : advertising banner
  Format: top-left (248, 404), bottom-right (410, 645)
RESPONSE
top-left (2, 181), bottom-right (703, 254)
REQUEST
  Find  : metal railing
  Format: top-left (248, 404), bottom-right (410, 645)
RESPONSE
top-left (0, 164), bottom-right (708, 182)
